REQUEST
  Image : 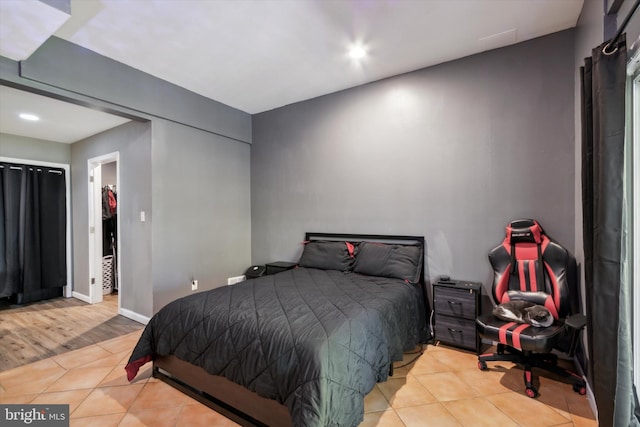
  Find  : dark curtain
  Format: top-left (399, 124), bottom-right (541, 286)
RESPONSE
top-left (38, 168), bottom-right (67, 289)
top-left (22, 167), bottom-right (42, 299)
top-left (0, 163), bottom-right (66, 304)
top-left (580, 37), bottom-right (628, 427)
top-left (0, 164), bottom-right (24, 298)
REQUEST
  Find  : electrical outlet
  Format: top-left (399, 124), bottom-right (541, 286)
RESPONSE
top-left (191, 279), bottom-right (198, 291)
top-left (227, 275), bottom-right (246, 286)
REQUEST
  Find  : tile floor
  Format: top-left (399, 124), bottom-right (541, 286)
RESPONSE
top-left (0, 330), bottom-right (597, 426)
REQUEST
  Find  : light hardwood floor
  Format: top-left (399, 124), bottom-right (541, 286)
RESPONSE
top-left (0, 293), bottom-right (144, 372)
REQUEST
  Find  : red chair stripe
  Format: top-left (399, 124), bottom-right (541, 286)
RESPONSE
top-left (511, 324), bottom-right (530, 349)
top-left (499, 322), bottom-right (517, 344)
top-left (544, 295), bottom-right (559, 320)
top-left (495, 264), bottom-right (510, 302)
top-left (544, 261), bottom-right (561, 314)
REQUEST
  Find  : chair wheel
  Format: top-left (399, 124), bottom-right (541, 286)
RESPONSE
top-left (573, 384), bottom-right (586, 395)
top-left (525, 387), bottom-right (538, 398)
top-left (478, 361), bottom-right (487, 371)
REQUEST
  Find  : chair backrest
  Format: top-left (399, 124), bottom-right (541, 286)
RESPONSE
top-left (488, 219), bottom-right (577, 320)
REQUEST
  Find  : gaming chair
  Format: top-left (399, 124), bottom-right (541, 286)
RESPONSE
top-left (475, 219), bottom-right (587, 398)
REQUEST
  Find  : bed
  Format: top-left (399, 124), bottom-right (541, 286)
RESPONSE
top-left (125, 233), bottom-right (431, 427)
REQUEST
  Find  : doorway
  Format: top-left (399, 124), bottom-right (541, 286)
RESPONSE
top-left (88, 152), bottom-right (120, 312)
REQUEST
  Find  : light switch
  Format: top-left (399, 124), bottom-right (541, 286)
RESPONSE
top-left (140, 211), bottom-right (145, 222)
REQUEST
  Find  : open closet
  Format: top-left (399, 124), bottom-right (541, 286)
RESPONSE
top-left (101, 161), bottom-right (118, 295)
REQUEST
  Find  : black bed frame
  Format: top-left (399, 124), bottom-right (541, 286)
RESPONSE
top-left (153, 232), bottom-right (429, 427)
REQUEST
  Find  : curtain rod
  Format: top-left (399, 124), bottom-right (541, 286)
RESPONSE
top-left (604, 0), bottom-right (640, 54)
top-left (0, 163), bottom-right (64, 172)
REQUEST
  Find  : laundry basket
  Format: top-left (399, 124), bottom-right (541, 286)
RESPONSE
top-left (102, 255), bottom-right (114, 294)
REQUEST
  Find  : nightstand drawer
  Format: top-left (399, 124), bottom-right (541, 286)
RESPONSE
top-left (433, 286), bottom-right (477, 319)
top-left (434, 316), bottom-right (477, 350)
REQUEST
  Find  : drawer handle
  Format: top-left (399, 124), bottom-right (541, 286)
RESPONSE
top-left (447, 301), bottom-right (462, 305)
top-left (447, 328), bottom-right (463, 333)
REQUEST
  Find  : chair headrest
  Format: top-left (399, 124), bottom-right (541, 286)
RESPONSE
top-left (505, 219), bottom-right (544, 244)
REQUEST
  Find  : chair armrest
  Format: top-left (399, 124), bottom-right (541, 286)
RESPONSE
top-left (564, 313), bottom-right (587, 331)
top-left (564, 314), bottom-right (586, 357)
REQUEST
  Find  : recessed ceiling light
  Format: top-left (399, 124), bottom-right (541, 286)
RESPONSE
top-left (349, 45), bottom-right (367, 60)
top-left (19, 113), bottom-right (40, 121)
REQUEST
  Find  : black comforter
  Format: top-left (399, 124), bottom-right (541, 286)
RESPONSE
top-left (126, 267), bottom-right (428, 426)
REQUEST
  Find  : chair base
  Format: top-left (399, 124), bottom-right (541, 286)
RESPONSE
top-left (477, 344), bottom-right (586, 398)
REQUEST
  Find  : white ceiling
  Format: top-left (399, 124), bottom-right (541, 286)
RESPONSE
top-left (0, 0), bottom-right (584, 142)
top-left (0, 85), bottom-right (130, 144)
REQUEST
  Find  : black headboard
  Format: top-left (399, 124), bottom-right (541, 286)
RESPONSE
top-left (304, 232), bottom-right (426, 284)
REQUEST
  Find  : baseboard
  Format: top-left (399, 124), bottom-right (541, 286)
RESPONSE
top-left (119, 307), bottom-right (150, 325)
top-left (73, 291), bottom-right (148, 325)
top-left (72, 291), bottom-right (91, 303)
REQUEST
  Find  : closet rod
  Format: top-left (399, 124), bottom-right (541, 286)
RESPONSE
top-left (604, 0), bottom-right (640, 54)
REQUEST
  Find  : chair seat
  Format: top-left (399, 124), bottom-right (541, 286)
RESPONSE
top-left (476, 314), bottom-right (564, 353)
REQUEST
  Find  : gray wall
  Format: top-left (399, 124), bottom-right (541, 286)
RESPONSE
top-left (71, 121), bottom-right (153, 317)
top-left (72, 117), bottom-right (252, 316)
top-left (251, 30), bottom-right (576, 295)
top-left (1, 37), bottom-right (252, 318)
top-left (0, 133), bottom-right (71, 164)
top-left (151, 120), bottom-right (251, 310)
top-left (21, 37), bottom-right (250, 144)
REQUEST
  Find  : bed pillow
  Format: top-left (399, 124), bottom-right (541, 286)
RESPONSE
top-left (353, 242), bottom-right (422, 283)
top-left (298, 240), bottom-right (357, 271)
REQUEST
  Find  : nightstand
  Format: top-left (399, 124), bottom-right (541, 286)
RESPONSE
top-left (433, 279), bottom-right (482, 353)
top-left (265, 261), bottom-right (297, 275)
